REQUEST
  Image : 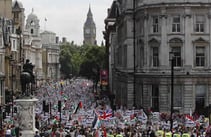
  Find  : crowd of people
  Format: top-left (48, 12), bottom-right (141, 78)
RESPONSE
top-left (0, 77), bottom-right (211, 137)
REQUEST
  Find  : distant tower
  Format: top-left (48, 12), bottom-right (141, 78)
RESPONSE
top-left (25, 9), bottom-right (40, 37)
top-left (83, 5), bottom-right (97, 45)
top-left (24, 9), bottom-right (42, 73)
top-left (12, 0), bottom-right (25, 31)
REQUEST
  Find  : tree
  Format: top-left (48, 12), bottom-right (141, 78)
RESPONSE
top-left (79, 45), bottom-right (106, 82)
top-left (60, 42), bottom-right (83, 78)
top-left (60, 42), bottom-right (106, 79)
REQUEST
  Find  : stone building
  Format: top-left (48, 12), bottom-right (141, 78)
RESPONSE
top-left (0, 0), bottom-right (12, 19)
top-left (41, 31), bottom-right (60, 82)
top-left (10, 0), bottom-right (25, 94)
top-left (0, 0), bottom-right (23, 104)
top-left (23, 9), bottom-right (43, 85)
top-left (12, 0), bottom-right (25, 31)
top-left (83, 5), bottom-right (97, 45)
top-left (105, 0), bottom-right (211, 114)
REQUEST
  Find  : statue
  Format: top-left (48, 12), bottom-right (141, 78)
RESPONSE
top-left (20, 59), bottom-right (35, 97)
top-left (15, 59), bottom-right (38, 136)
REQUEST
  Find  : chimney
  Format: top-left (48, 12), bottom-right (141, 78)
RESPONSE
top-left (62, 37), bottom-right (66, 43)
top-left (56, 36), bottom-right (59, 44)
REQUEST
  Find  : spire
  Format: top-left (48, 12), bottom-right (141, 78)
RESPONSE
top-left (87, 4), bottom-right (93, 17)
top-left (32, 8), bottom-right (34, 13)
top-left (85, 4), bottom-right (95, 26)
top-left (83, 4), bottom-right (97, 45)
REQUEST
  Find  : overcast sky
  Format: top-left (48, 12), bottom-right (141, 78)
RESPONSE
top-left (20, 0), bottom-right (112, 45)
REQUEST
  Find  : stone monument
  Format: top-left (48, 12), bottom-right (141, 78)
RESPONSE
top-left (14, 98), bottom-right (38, 136)
top-left (14, 59), bottom-right (38, 136)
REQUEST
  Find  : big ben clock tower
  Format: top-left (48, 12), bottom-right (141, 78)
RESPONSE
top-left (83, 5), bottom-right (97, 45)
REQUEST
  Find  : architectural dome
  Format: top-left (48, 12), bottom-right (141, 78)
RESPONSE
top-left (12, 0), bottom-right (23, 9)
top-left (27, 9), bottom-right (38, 20)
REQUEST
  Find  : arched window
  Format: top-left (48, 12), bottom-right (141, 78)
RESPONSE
top-left (169, 38), bottom-right (183, 67)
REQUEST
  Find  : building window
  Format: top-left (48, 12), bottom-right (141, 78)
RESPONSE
top-left (195, 85), bottom-right (206, 111)
top-left (117, 47), bottom-right (122, 66)
top-left (195, 15), bottom-right (205, 33)
top-left (151, 84), bottom-right (159, 112)
top-left (31, 29), bottom-right (34, 34)
top-left (172, 16), bottom-right (180, 32)
top-left (140, 45), bottom-right (144, 67)
top-left (152, 47), bottom-right (159, 67)
top-left (0, 54), bottom-right (3, 72)
top-left (123, 45), bottom-right (127, 67)
top-left (14, 12), bottom-right (19, 23)
top-left (12, 39), bottom-right (16, 51)
top-left (14, 12), bottom-right (19, 18)
top-left (152, 16), bottom-right (159, 33)
top-left (174, 85), bottom-right (182, 107)
top-left (196, 47), bottom-right (205, 67)
top-left (172, 47), bottom-right (181, 67)
top-left (0, 35), bottom-right (2, 48)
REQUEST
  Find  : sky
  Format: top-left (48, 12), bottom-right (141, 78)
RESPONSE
top-left (20, 0), bottom-right (112, 45)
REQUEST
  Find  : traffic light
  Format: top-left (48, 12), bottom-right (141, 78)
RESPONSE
top-left (58, 100), bottom-right (61, 112)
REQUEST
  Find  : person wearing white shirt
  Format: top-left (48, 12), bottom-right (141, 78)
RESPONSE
top-left (5, 128), bottom-right (12, 137)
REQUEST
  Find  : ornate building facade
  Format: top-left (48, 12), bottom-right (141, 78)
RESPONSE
top-left (83, 6), bottom-right (97, 45)
top-left (105, 0), bottom-right (211, 114)
top-left (23, 9), bottom-right (43, 85)
top-left (0, 0), bottom-right (23, 104)
top-left (0, 0), bottom-right (62, 105)
top-left (41, 31), bottom-right (60, 82)
top-left (11, 0), bottom-right (25, 94)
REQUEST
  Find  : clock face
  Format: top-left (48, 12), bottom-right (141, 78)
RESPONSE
top-left (85, 28), bottom-right (90, 34)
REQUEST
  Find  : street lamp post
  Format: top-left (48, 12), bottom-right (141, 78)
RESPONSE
top-left (169, 52), bottom-right (174, 131)
top-left (133, 0), bottom-right (136, 108)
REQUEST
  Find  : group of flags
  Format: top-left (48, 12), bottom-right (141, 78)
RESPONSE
top-left (91, 108), bottom-right (149, 129)
top-left (185, 115), bottom-right (209, 128)
top-left (91, 108), bottom-right (209, 130)
top-left (36, 79), bottom-right (210, 132)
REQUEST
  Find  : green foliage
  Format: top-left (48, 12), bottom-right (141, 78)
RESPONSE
top-left (79, 45), bottom-right (106, 81)
top-left (60, 42), bottom-right (82, 78)
top-left (60, 42), bottom-right (106, 79)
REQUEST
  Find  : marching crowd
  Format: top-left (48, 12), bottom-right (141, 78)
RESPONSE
top-left (1, 78), bottom-right (211, 137)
